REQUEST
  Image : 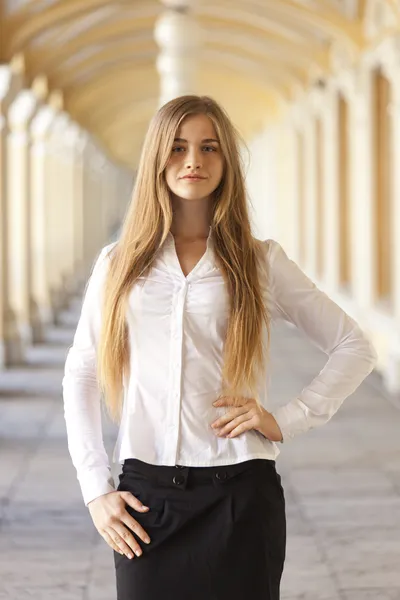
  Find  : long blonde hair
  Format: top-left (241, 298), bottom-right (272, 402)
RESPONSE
top-left (98, 95), bottom-right (271, 422)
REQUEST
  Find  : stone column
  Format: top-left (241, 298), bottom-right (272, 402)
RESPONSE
top-left (104, 163), bottom-right (116, 237)
top-left (154, 0), bottom-right (203, 106)
top-left (302, 113), bottom-right (317, 277)
top-left (274, 123), bottom-right (297, 254)
top-left (382, 48), bottom-right (400, 393)
top-left (7, 89), bottom-right (38, 363)
top-left (71, 128), bottom-right (86, 288)
top-left (349, 69), bottom-right (375, 314)
top-left (320, 90), bottom-right (340, 295)
top-left (0, 65), bottom-right (12, 368)
top-left (289, 122), bottom-right (302, 264)
top-left (45, 119), bottom-right (62, 319)
top-left (117, 168), bottom-right (132, 227)
top-left (46, 112), bottom-right (75, 318)
top-left (29, 105), bottom-right (57, 341)
top-left (62, 117), bottom-right (80, 297)
top-left (95, 152), bottom-right (108, 249)
top-left (101, 161), bottom-right (111, 243)
top-left (89, 147), bottom-right (102, 255)
top-left (82, 137), bottom-right (98, 271)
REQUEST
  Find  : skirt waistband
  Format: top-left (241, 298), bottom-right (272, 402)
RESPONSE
top-left (122, 457), bottom-right (276, 486)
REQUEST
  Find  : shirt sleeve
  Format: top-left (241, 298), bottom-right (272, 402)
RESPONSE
top-left (62, 243), bottom-right (117, 506)
top-left (266, 239), bottom-right (378, 443)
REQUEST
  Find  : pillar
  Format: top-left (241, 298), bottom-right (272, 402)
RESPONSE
top-left (349, 69), bottom-right (375, 313)
top-left (46, 112), bottom-right (75, 319)
top-left (320, 89), bottom-right (341, 295)
top-left (381, 43), bottom-right (400, 393)
top-left (29, 104), bottom-right (57, 341)
top-left (0, 65), bottom-right (12, 367)
top-left (7, 88), bottom-right (38, 363)
top-left (154, 0), bottom-right (203, 106)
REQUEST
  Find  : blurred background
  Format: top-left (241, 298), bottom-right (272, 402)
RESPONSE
top-left (0, 1), bottom-right (400, 599)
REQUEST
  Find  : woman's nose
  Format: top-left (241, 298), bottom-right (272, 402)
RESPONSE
top-left (185, 150), bottom-right (202, 169)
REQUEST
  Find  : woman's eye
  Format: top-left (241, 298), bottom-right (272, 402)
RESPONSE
top-left (171, 146), bottom-right (216, 153)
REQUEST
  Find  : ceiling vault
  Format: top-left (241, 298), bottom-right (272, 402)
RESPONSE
top-left (1, 0), bottom-right (398, 168)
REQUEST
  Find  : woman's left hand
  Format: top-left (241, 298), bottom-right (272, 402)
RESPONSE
top-left (211, 396), bottom-right (283, 442)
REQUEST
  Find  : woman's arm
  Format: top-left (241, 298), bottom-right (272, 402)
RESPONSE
top-left (266, 239), bottom-right (378, 443)
top-left (62, 243), bottom-right (117, 506)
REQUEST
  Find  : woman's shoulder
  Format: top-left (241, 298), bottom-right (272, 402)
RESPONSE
top-left (90, 241), bottom-right (118, 279)
top-left (100, 241), bottom-right (118, 259)
top-left (255, 237), bottom-right (285, 264)
top-left (254, 238), bottom-right (295, 293)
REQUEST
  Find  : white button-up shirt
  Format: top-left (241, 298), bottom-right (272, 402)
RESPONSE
top-left (62, 229), bottom-right (377, 505)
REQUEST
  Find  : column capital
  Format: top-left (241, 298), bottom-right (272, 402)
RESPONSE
top-left (51, 111), bottom-right (71, 135)
top-left (75, 130), bottom-right (90, 154)
top-left (62, 120), bottom-right (82, 153)
top-left (49, 111), bottom-right (75, 158)
top-left (8, 89), bottom-right (38, 131)
top-left (30, 104), bottom-right (57, 140)
top-left (154, 6), bottom-right (203, 52)
top-left (0, 65), bottom-right (12, 103)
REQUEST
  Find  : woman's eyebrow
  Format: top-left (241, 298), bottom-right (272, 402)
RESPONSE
top-left (173, 137), bottom-right (219, 143)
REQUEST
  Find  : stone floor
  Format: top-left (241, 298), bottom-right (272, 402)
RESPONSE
top-left (0, 295), bottom-right (400, 600)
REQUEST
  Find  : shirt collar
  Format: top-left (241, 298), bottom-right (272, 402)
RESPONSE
top-left (163, 225), bottom-right (215, 280)
top-left (166, 225), bottom-right (214, 249)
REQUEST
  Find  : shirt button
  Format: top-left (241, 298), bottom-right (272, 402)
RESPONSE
top-left (173, 475), bottom-right (184, 485)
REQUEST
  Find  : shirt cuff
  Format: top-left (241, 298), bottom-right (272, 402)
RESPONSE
top-left (271, 398), bottom-right (310, 443)
top-left (78, 468), bottom-right (116, 506)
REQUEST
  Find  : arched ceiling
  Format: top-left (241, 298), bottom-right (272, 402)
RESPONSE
top-left (1, 0), bottom-right (396, 169)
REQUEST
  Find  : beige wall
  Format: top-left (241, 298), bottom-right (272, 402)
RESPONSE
top-left (247, 33), bottom-right (400, 396)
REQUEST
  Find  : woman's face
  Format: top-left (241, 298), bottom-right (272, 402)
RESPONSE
top-left (165, 113), bottom-right (224, 203)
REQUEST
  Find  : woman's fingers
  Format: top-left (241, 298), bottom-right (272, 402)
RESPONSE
top-left (88, 490), bottom-right (152, 559)
top-left (211, 397), bottom-right (266, 438)
top-left (119, 491), bottom-right (152, 544)
top-left (216, 414), bottom-right (253, 437)
top-left (211, 406), bottom-right (246, 429)
top-left (107, 521), bottom-right (144, 558)
top-left (120, 512), bottom-right (151, 545)
top-left (120, 490), bottom-right (149, 514)
top-left (101, 530), bottom-right (125, 556)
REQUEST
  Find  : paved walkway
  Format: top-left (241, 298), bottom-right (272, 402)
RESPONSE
top-left (0, 295), bottom-right (400, 600)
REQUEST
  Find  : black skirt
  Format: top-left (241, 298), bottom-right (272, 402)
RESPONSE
top-left (114, 457), bottom-right (286, 600)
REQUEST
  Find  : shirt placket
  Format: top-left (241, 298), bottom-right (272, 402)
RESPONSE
top-left (167, 278), bottom-right (190, 464)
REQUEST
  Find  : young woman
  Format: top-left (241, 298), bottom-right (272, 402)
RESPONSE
top-left (63, 95), bottom-right (377, 600)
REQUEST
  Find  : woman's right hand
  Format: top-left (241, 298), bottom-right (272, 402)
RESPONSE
top-left (88, 491), bottom-right (152, 558)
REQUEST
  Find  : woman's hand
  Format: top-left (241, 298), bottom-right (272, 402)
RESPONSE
top-left (211, 396), bottom-right (283, 442)
top-left (88, 491), bottom-right (152, 559)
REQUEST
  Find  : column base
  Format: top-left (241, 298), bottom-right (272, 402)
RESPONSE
top-left (51, 283), bottom-right (72, 325)
top-left (0, 340), bottom-right (5, 369)
top-left (56, 272), bottom-right (76, 314)
top-left (30, 300), bottom-right (53, 344)
top-left (4, 309), bottom-right (31, 365)
top-left (64, 270), bottom-right (82, 299)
